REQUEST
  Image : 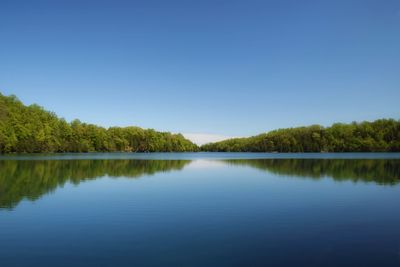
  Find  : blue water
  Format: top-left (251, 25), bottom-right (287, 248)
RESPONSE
top-left (1, 153), bottom-right (400, 266)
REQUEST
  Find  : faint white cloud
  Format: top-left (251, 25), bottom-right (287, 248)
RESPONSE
top-left (182, 133), bottom-right (238, 146)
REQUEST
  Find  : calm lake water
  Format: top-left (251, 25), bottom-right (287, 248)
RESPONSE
top-left (1, 153), bottom-right (400, 267)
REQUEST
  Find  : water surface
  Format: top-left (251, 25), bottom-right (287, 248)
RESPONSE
top-left (1, 153), bottom-right (400, 266)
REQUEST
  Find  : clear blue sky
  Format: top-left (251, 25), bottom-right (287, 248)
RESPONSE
top-left (1, 0), bottom-right (399, 143)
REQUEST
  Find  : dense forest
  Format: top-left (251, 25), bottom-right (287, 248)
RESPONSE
top-left (202, 119), bottom-right (400, 152)
top-left (1, 92), bottom-right (399, 153)
top-left (0, 93), bottom-right (198, 153)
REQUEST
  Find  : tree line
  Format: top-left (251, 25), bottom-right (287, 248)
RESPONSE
top-left (201, 119), bottom-right (400, 152)
top-left (1, 92), bottom-right (399, 153)
top-left (0, 93), bottom-right (198, 153)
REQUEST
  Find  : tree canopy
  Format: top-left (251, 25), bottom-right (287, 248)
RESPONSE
top-left (201, 120), bottom-right (400, 152)
top-left (0, 93), bottom-right (198, 153)
top-left (1, 92), bottom-right (399, 153)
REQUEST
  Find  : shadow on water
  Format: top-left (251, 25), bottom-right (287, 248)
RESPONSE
top-left (0, 159), bottom-right (191, 209)
top-left (223, 159), bottom-right (400, 185)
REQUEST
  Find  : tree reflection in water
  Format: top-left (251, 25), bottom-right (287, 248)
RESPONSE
top-left (1, 158), bottom-right (399, 210)
top-left (0, 159), bottom-right (191, 209)
top-left (223, 159), bottom-right (400, 185)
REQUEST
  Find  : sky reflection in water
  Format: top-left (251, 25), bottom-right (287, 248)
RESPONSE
top-left (1, 154), bottom-right (400, 267)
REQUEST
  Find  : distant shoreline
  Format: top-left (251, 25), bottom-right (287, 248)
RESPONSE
top-left (1, 92), bottom-right (399, 154)
top-left (1, 152), bottom-right (400, 161)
